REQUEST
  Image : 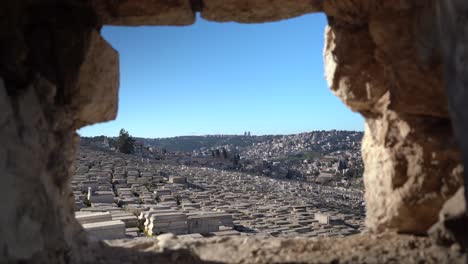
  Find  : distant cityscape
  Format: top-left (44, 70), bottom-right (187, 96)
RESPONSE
top-left (74, 130), bottom-right (365, 241)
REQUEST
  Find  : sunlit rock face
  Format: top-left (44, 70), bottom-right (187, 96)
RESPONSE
top-left (323, 2), bottom-right (463, 233)
top-left (74, 30), bottom-right (119, 128)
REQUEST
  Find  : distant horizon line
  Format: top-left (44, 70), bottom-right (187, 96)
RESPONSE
top-left (79, 129), bottom-right (365, 139)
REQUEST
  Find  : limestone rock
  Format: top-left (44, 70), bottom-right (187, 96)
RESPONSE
top-left (362, 111), bottom-right (462, 233)
top-left (98, 233), bottom-right (465, 263)
top-left (201, 0), bottom-right (322, 23)
top-left (93, 0), bottom-right (195, 26)
top-left (157, 233), bottom-right (180, 249)
top-left (324, 15), bottom-right (448, 118)
top-left (0, 75), bottom-right (89, 263)
top-left (324, 25), bottom-right (387, 114)
top-left (74, 30), bottom-right (119, 128)
top-left (367, 12), bottom-right (448, 118)
top-left (324, 6), bottom-right (463, 233)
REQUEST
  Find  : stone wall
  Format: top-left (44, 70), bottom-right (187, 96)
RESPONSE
top-left (322, 2), bottom-right (463, 234)
top-left (0, 0), bottom-right (465, 263)
top-left (0, 1), bottom-right (118, 262)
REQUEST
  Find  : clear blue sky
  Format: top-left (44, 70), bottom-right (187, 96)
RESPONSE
top-left (79, 13), bottom-right (363, 138)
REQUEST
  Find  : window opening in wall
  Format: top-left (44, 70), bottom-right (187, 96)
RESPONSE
top-left (75, 13), bottom-right (365, 241)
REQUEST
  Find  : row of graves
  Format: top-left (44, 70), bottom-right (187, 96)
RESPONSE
top-left (72, 148), bottom-right (364, 241)
top-left (183, 168), bottom-right (364, 238)
top-left (71, 148), bottom-right (237, 241)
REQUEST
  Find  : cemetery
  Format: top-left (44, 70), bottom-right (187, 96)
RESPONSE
top-left (72, 147), bottom-right (364, 240)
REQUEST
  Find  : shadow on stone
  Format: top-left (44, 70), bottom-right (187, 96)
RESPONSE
top-left (88, 239), bottom-right (222, 264)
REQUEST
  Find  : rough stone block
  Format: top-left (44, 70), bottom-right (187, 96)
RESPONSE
top-left (150, 213), bottom-right (187, 221)
top-left (315, 213), bottom-right (330, 225)
top-left (155, 189), bottom-right (172, 197)
top-left (93, 0), bottom-right (195, 26)
top-left (187, 214), bottom-right (233, 234)
top-left (90, 191), bottom-right (115, 204)
top-left (75, 30), bottom-right (119, 127)
top-left (169, 176), bottom-right (187, 184)
top-left (112, 215), bottom-right (139, 228)
top-left (362, 115), bottom-right (463, 233)
top-left (76, 212), bottom-right (112, 224)
top-left (82, 220), bottom-right (126, 240)
top-left (201, 0), bottom-right (322, 23)
top-left (324, 13), bottom-right (463, 234)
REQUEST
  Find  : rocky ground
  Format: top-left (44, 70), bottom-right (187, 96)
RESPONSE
top-left (89, 232), bottom-right (465, 263)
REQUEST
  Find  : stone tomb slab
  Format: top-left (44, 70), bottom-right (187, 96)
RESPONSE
top-left (83, 220), bottom-right (126, 240)
top-left (76, 211), bottom-right (112, 224)
top-left (315, 213), bottom-right (330, 225)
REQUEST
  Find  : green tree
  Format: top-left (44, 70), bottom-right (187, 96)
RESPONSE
top-left (118, 129), bottom-right (135, 154)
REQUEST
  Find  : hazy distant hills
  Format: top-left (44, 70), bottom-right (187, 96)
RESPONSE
top-left (135, 130), bottom-right (363, 153)
top-left (80, 130), bottom-right (364, 153)
top-left (134, 135), bottom-right (282, 152)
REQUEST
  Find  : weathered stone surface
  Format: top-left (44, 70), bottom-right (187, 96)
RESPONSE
top-left (322, 1), bottom-right (416, 27)
top-left (324, 5), bottom-right (463, 233)
top-left (324, 17), bottom-right (448, 117)
top-left (324, 25), bottom-right (386, 114)
top-left (99, 232), bottom-right (465, 263)
top-left (362, 111), bottom-right (462, 233)
top-left (201, 0), bottom-right (322, 23)
top-left (0, 2), bottom-right (104, 262)
top-left (93, 0), bottom-right (195, 26)
top-left (0, 74), bottom-right (91, 263)
top-left (368, 12), bottom-right (448, 117)
top-left (74, 30), bottom-right (119, 128)
top-left (76, 212), bottom-right (112, 224)
top-left (83, 220), bottom-right (126, 241)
